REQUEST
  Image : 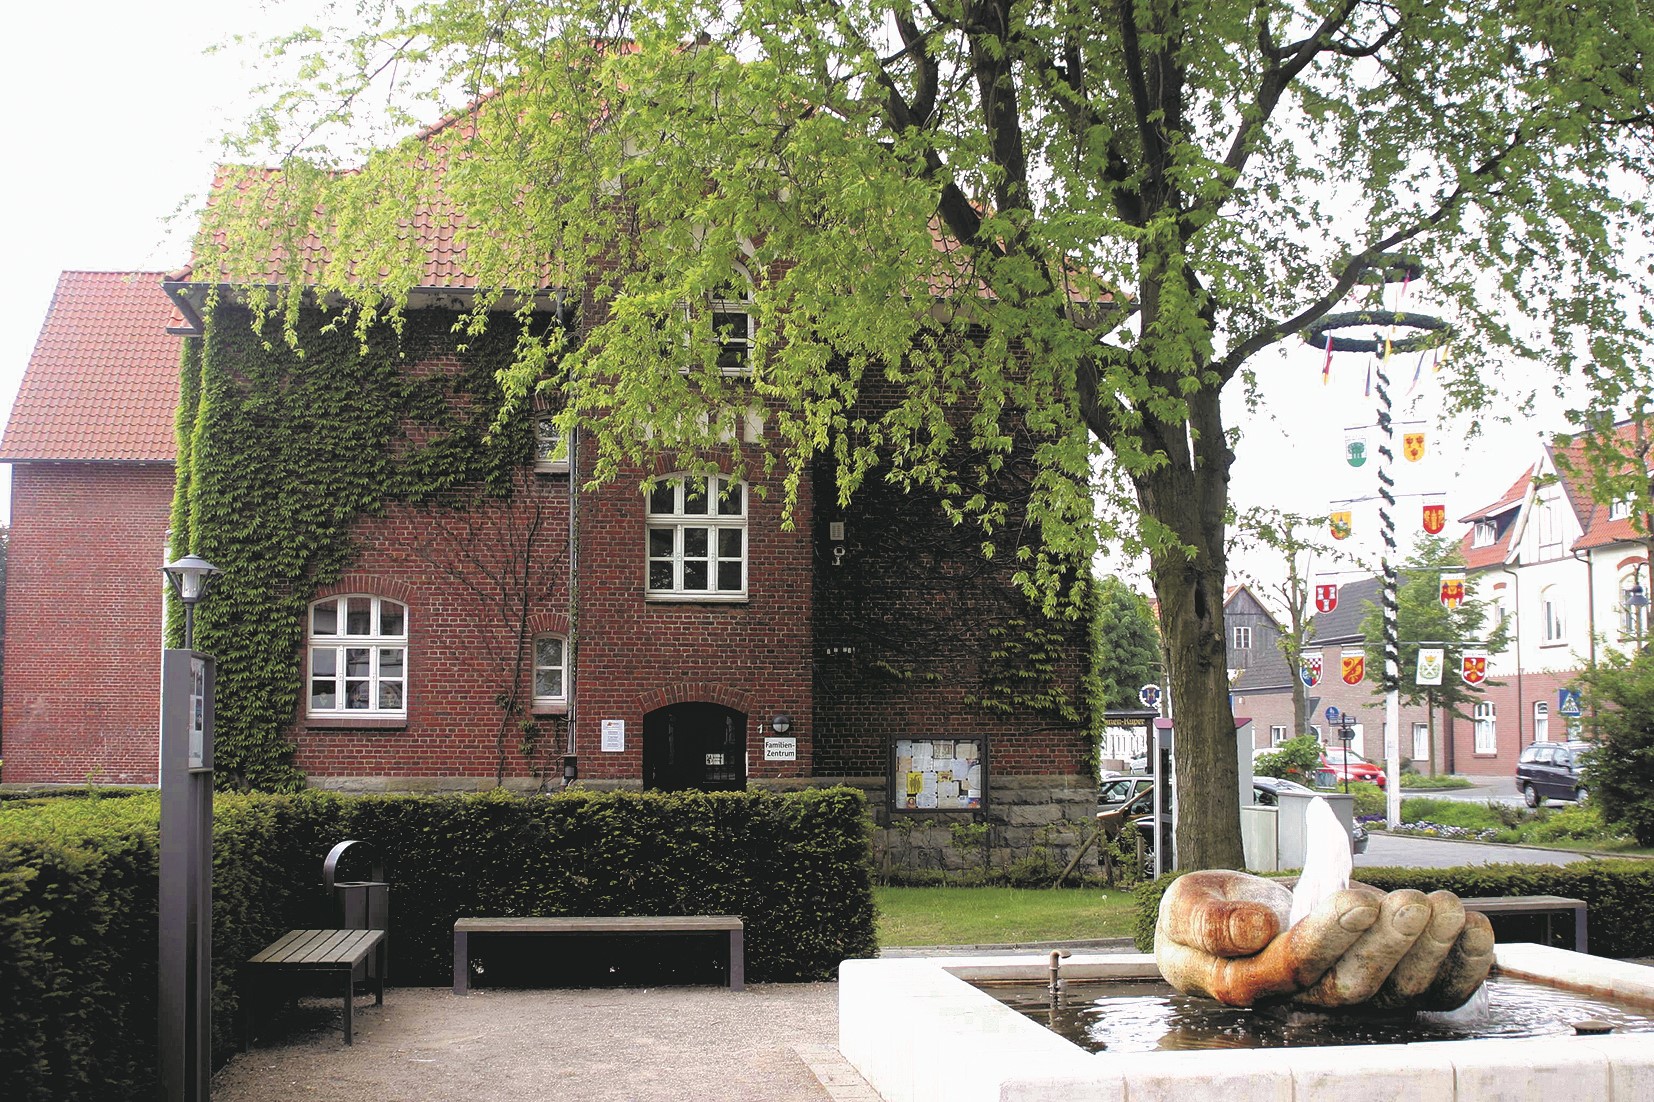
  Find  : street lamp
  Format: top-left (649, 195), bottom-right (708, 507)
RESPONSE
top-left (162, 554), bottom-right (220, 650)
top-left (1627, 563), bottom-right (1648, 651)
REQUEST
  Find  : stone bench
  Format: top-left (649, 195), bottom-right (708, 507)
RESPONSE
top-left (243, 928), bottom-right (386, 1047)
top-left (1461, 894), bottom-right (1588, 953)
top-left (452, 915), bottom-right (744, 994)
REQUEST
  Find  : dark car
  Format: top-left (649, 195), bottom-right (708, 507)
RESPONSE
top-left (1252, 775), bottom-right (1368, 854)
top-left (1516, 740), bottom-right (1591, 806)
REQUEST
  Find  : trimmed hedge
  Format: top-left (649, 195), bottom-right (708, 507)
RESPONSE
top-left (0, 787), bottom-right (875, 1102)
top-left (1133, 861), bottom-right (1654, 958)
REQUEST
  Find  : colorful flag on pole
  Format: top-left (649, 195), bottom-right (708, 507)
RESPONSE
top-left (1417, 648), bottom-right (1445, 686)
top-left (1301, 652), bottom-right (1324, 688)
top-left (1403, 432), bottom-right (1426, 462)
top-left (1342, 654), bottom-right (1366, 685)
top-left (1314, 583), bottom-right (1339, 613)
top-left (1423, 503), bottom-right (1446, 535)
top-left (1330, 511), bottom-right (1353, 540)
top-left (1440, 572), bottom-right (1466, 610)
top-left (1461, 654), bottom-right (1488, 685)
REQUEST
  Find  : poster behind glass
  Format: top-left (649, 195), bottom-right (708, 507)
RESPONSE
top-left (894, 738), bottom-right (982, 810)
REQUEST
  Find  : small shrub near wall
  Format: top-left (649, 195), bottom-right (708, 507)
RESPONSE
top-left (0, 787), bottom-right (875, 1102)
top-left (1133, 862), bottom-right (1654, 958)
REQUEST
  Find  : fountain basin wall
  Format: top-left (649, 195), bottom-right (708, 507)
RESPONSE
top-left (838, 946), bottom-right (1654, 1102)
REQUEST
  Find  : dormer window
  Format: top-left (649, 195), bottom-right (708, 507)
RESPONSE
top-left (1610, 496), bottom-right (1633, 521)
top-left (1472, 521), bottom-right (1497, 548)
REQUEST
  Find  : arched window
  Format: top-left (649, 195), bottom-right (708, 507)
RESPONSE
top-left (1533, 700), bottom-right (1550, 743)
top-left (308, 596), bottom-right (407, 718)
top-left (533, 634), bottom-right (568, 705)
top-left (646, 475), bottom-right (747, 599)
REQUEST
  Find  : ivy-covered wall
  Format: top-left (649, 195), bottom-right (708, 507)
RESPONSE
top-left (172, 305), bottom-right (546, 789)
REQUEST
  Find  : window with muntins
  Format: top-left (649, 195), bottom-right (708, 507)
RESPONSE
top-left (1269, 725), bottom-right (1286, 744)
top-left (646, 475), bottom-right (747, 599)
top-left (535, 416), bottom-right (569, 472)
top-left (1473, 701), bottom-right (1496, 754)
top-left (1473, 521), bottom-right (1497, 548)
top-left (1232, 626), bottom-right (1252, 649)
top-left (1533, 700), bottom-right (1549, 743)
top-left (308, 596), bottom-right (407, 718)
top-left (533, 634), bottom-right (568, 704)
top-left (1542, 587), bottom-right (1565, 643)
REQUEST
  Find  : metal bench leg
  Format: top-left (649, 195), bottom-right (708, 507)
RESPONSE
top-left (453, 929), bottom-right (470, 995)
top-left (376, 939), bottom-right (386, 1006)
top-left (1576, 906), bottom-right (1589, 954)
top-left (343, 969), bottom-right (354, 1045)
top-left (729, 928), bottom-right (744, 991)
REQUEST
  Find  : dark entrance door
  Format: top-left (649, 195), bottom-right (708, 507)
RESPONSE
top-left (643, 703), bottom-right (748, 791)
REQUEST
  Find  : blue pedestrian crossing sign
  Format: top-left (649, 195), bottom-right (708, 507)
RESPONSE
top-left (1557, 688), bottom-right (1584, 718)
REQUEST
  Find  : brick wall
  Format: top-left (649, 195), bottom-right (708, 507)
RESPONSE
top-left (2, 462), bottom-right (174, 784)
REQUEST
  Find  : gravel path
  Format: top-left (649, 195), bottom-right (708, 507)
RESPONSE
top-left (213, 983), bottom-right (861, 1102)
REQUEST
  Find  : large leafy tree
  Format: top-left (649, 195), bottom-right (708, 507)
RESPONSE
top-left (1358, 535), bottom-right (1510, 771)
top-left (201, 0), bottom-right (1654, 868)
top-left (1094, 575), bottom-right (1162, 712)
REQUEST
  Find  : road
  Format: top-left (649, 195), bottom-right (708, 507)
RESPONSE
top-left (1355, 831), bottom-right (1593, 869)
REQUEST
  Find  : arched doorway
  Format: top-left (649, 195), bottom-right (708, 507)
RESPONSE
top-left (643, 703), bottom-right (748, 791)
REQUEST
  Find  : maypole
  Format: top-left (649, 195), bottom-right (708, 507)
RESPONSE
top-left (1307, 257), bottom-right (1451, 829)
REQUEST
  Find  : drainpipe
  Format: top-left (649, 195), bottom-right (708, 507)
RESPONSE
top-left (1571, 547), bottom-right (1597, 671)
top-left (1501, 566), bottom-right (1523, 752)
top-left (559, 292), bottom-right (580, 783)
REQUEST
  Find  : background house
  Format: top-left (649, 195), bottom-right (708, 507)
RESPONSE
top-left (0, 271), bottom-right (180, 785)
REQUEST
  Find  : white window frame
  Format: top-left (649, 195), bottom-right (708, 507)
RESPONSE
top-left (1541, 586), bottom-right (1566, 643)
top-left (1473, 701), bottom-right (1496, 754)
top-left (307, 595), bottom-right (408, 719)
top-left (1269, 724), bottom-right (1287, 745)
top-left (1537, 498), bottom-right (1562, 556)
top-left (1610, 497), bottom-right (1633, 521)
top-left (534, 415), bottom-right (569, 473)
top-left (683, 265), bottom-right (755, 377)
top-left (532, 633), bottom-right (568, 705)
top-left (1533, 700), bottom-right (1549, 744)
top-left (1232, 625), bottom-right (1252, 649)
top-left (645, 474), bottom-right (748, 601)
top-left (1412, 722), bottom-right (1430, 762)
top-left (1473, 521), bottom-right (1497, 548)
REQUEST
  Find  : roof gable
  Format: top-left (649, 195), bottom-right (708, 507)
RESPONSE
top-left (0, 271), bottom-right (180, 464)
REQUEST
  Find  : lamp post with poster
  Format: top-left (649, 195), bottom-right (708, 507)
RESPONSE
top-left (159, 554), bottom-right (220, 1102)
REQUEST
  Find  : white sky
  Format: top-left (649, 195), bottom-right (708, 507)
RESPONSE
top-left (0, 1), bottom-right (1570, 566)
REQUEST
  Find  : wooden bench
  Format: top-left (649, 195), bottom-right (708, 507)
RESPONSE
top-left (1461, 895), bottom-right (1588, 953)
top-left (243, 929), bottom-right (387, 1047)
top-left (452, 915), bottom-right (744, 994)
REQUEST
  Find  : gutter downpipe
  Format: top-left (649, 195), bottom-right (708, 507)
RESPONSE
top-left (1572, 546), bottom-right (1597, 672)
top-left (1501, 566), bottom-right (1523, 754)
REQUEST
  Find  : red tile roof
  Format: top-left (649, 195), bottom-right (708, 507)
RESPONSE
top-left (0, 271), bottom-right (180, 463)
top-left (1457, 466), bottom-right (1531, 570)
top-left (1553, 419), bottom-right (1654, 552)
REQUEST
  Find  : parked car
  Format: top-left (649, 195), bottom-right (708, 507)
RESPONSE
top-left (1321, 747), bottom-right (1386, 788)
top-left (1516, 740), bottom-right (1591, 806)
top-left (1251, 775), bottom-right (1368, 854)
top-left (1097, 775), bottom-right (1154, 812)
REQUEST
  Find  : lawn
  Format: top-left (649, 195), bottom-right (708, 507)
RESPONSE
top-left (874, 886), bottom-right (1138, 947)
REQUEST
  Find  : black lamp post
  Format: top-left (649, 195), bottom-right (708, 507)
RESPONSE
top-left (162, 554), bottom-right (221, 650)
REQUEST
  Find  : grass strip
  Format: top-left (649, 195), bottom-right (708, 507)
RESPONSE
top-left (875, 886), bottom-right (1137, 947)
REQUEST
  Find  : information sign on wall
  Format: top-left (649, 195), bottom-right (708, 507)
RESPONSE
top-left (600, 719), bottom-right (625, 752)
top-left (763, 737), bottom-right (797, 761)
top-left (894, 738), bottom-right (983, 810)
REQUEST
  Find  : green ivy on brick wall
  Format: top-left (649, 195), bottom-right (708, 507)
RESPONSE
top-left (169, 304), bottom-right (551, 789)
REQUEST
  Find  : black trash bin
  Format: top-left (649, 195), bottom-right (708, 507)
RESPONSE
top-left (323, 840), bottom-right (390, 982)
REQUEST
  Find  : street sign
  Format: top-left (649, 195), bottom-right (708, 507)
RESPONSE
top-left (1324, 705), bottom-right (1341, 723)
top-left (1138, 683), bottom-right (1162, 710)
top-left (1558, 688), bottom-right (1584, 718)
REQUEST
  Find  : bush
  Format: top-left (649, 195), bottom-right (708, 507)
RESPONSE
top-left (1255, 734), bottom-right (1323, 784)
top-left (0, 787), bottom-right (876, 1101)
top-left (1132, 862), bottom-right (1654, 958)
top-left (1399, 774), bottom-right (1475, 790)
top-left (1575, 650), bottom-right (1654, 844)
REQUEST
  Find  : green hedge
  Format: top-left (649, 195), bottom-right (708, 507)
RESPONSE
top-left (1132, 861), bottom-right (1654, 958)
top-left (0, 787), bottom-right (875, 1102)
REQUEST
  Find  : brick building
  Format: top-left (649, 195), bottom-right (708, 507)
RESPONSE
top-left (0, 271), bottom-right (181, 785)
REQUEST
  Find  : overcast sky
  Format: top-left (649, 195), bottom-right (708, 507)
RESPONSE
top-left (1, 2), bottom-right (1569, 576)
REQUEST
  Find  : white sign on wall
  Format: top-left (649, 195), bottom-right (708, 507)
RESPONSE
top-left (600, 719), bottom-right (625, 752)
top-left (764, 737), bottom-right (797, 761)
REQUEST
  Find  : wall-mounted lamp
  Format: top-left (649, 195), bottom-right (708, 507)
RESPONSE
top-left (561, 755), bottom-right (579, 787)
top-left (770, 714), bottom-right (793, 735)
top-left (161, 554), bottom-right (221, 650)
top-left (1629, 563), bottom-right (1649, 609)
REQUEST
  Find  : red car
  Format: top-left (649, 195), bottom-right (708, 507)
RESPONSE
top-left (1322, 747), bottom-right (1386, 788)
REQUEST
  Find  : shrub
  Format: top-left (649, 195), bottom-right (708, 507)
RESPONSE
top-left (1344, 781), bottom-right (1386, 817)
top-left (1255, 734), bottom-right (1323, 784)
top-left (1399, 774), bottom-right (1474, 791)
top-left (0, 787), bottom-right (875, 1101)
top-left (1575, 649), bottom-right (1654, 845)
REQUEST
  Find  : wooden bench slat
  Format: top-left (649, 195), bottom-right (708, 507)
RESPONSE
top-left (453, 915), bottom-right (742, 934)
top-left (244, 930), bottom-right (387, 1049)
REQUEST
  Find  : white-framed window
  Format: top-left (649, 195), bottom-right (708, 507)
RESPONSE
top-left (1232, 626), bottom-right (1252, 649)
top-left (1307, 724), bottom-right (1322, 739)
top-left (646, 474), bottom-right (747, 599)
top-left (1473, 701), bottom-right (1496, 754)
top-left (1537, 498), bottom-right (1561, 556)
top-left (1473, 521), bottom-right (1497, 548)
top-left (1412, 722), bottom-right (1430, 762)
top-left (535, 415), bottom-right (569, 472)
top-left (1541, 586), bottom-right (1566, 643)
top-left (1533, 700), bottom-right (1549, 743)
top-left (1610, 496), bottom-right (1633, 521)
top-left (308, 595), bottom-right (407, 718)
top-left (1269, 724), bottom-right (1287, 745)
top-left (686, 267), bottom-right (755, 376)
top-left (533, 634), bottom-right (568, 705)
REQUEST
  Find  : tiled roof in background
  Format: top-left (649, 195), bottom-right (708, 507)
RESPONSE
top-left (0, 271), bottom-right (179, 462)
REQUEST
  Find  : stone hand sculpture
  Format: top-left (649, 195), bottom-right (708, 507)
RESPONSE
top-left (1154, 870), bottom-right (1495, 1010)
